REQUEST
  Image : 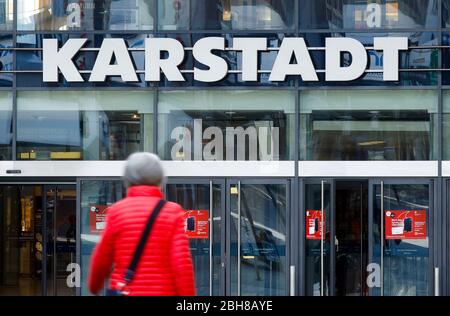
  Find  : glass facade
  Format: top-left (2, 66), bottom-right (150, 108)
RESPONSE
top-left (300, 0), bottom-right (439, 29)
top-left (16, 91), bottom-right (153, 160)
top-left (300, 90), bottom-right (438, 160)
top-left (158, 0), bottom-right (295, 31)
top-left (158, 90), bottom-right (295, 161)
top-left (0, 0), bottom-right (450, 297)
top-left (17, 0), bottom-right (155, 31)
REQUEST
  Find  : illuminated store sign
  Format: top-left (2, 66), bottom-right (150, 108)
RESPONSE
top-left (42, 37), bottom-right (408, 83)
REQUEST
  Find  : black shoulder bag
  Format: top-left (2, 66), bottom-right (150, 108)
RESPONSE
top-left (106, 199), bottom-right (166, 296)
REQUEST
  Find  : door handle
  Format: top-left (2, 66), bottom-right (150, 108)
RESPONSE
top-left (335, 236), bottom-right (339, 253)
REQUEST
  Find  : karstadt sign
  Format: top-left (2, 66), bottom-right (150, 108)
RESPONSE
top-left (42, 37), bottom-right (408, 83)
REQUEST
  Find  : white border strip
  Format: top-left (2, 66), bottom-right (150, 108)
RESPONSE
top-left (440, 161), bottom-right (450, 177)
top-left (0, 161), bottom-right (439, 178)
top-left (0, 161), bottom-right (295, 178)
top-left (299, 161), bottom-right (438, 177)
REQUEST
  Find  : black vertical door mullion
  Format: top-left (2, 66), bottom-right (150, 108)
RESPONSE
top-left (329, 180), bottom-right (336, 296)
top-left (367, 179), bottom-right (375, 296)
top-left (42, 185), bottom-right (47, 296)
top-left (219, 179), bottom-right (227, 297)
top-left (225, 179), bottom-right (232, 296)
top-left (43, 184), bottom-right (48, 296)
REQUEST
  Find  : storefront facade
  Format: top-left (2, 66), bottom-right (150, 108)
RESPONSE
top-left (0, 0), bottom-right (449, 296)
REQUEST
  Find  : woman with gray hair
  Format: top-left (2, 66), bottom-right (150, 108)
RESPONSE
top-left (88, 153), bottom-right (196, 296)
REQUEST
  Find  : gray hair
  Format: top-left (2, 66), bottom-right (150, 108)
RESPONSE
top-left (123, 152), bottom-right (165, 188)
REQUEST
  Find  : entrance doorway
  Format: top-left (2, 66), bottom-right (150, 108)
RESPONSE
top-left (165, 178), bottom-right (290, 296)
top-left (303, 179), bottom-right (433, 296)
top-left (0, 184), bottom-right (76, 296)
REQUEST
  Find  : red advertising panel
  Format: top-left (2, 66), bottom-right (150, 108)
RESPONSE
top-left (89, 205), bottom-right (109, 233)
top-left (385, 210), bottom-right (427, 240)
top-left (306, 210), bottom-right (325, 240)
top-left (184, 210), bottom-right (209, 239)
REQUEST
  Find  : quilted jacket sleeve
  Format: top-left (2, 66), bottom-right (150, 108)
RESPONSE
top-left (88, 209), bottom-right (116, 295)
top-left (170, 209), bottom-right (196, 296)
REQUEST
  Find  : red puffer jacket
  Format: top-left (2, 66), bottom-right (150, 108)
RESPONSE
top-left (88, 185), bottom-right (196, 296)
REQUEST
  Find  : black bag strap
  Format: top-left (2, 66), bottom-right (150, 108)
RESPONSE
top-left (122, 199), bottom-right (166, 285)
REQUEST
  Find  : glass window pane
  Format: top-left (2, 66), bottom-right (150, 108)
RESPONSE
top-left (0, 34), bottom-right (13, 87)
top-left (158, 90), bottom-right (295, 161)
top-left (17, 0), bottom-right (154, 31)
top-left (80, 180), bottom-right (124, 296)
top-left (443, 0), bottom-right (450, 27)
top-left (300, 90), bottom-right (438, 160)
top-left (301, 0), bottom-right (438, 30)
top-left (441, 91), bottom-right (450, 160)
top-left (17, 91), bottom-right (154, 160)
top-left (0, 91), bottom-right (12, 160)
top-left (158, 0), bottom-right (294, 30)
top-left (0, 0), bottom-right (12, 30)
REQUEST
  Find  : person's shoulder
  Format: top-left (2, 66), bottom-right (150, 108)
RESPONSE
top-left (162, 200), bottom-right (185, 217)
top-left (105, 198), bottom-right (128, 215)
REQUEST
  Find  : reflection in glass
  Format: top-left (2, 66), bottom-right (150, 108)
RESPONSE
top-left (158, 0), bottom-right (294, 30)
top-left (300, 0), bottom-right (438, 30)
top-left (305, 183), bottom-right (331, 296)
top-left (0, 186), bottom-right (43, 296)
top-left (300, 90), bottom-right (438, 160)
top-left (0, 92), bottom-right (12, 160)
top-left (158, 90), bottom-right (295, 161)
top-left (17, 91), bottom-right (153, 161)
top-left (335, 181), bottom-right (368, 296)
top-left (230, 183), bottom-right (287, 296)
top-left (442, 91), bottom-right (450, 159)
top-left (0, 34), bottom-right (13, 87)
top-left (17, 0), bottom-right (154, 31)
top-left (80, 180), bottom-right (123, 296)
top-left (0, 0), bottom-right (12, 30)
top-left (166, 183), bottom-right (222, 296)
top-left (45, 186), bottom-right (77, 296)
top-left (373, 184), bottom-right (430, 296)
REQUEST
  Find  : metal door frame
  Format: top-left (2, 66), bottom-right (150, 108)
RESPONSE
top-left (165, 178), bottom-right (227, 296)
top-left (225, 178), bottom-right (291, 296)
top-left (444, 179), bottom-right (450, 296)
top-left (368, 178), bottom-right (436, 296)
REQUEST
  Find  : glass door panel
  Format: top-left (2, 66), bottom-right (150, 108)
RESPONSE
top-left (0, 186), bottom-right (43, 296)
top-left (44, 185), bottom-right (76, 296)
top-left (229, 180), bottom-right (288, 296)
top-left (166, 181), bottom-right (224, 296)
top-left (79, 180), bottom-right (124, 296)
top-left (371, 181), bottom-right (432, 296)
top-left (304, 180), bottom-right (332, 296)
top-left (335, 180), bottom-right (368, 296)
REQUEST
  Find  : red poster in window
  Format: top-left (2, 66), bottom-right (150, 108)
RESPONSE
top-left (89, 205), bottom-right (109, 234)
top-left (385, 210), bottom-right (427, 240)
top-left (306, 210), bottom-right (325, 240)
top-left (184, 210), bottom-right (209, 239)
